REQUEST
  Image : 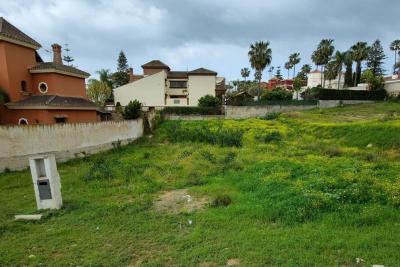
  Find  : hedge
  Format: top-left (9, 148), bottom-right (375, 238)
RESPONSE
top-left (161, 106), bottom-right (222, 115)
top-left (316, 88), bottom-right (387, 100)
top-left (241, 99), bottom-right (318, 106)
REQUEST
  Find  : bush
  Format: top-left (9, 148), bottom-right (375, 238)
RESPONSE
top-left (198, 95), bottom-right (220, 107)
top-left (301, 86), bottom-right (321, 100)
top-left (361, 69), bottom-right (384, 90)
top-left (123, 100), bottom-right (142, 120)
top-left (261, 87), bottom-right (293, 101)
top-left (256, 131), bottom-right (282, 143)
top-left (211, 195), bottom-right (232, 207)
top-left (161, 106), bottom-right (221, 115)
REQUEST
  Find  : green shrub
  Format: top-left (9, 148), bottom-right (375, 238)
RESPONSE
top-left (123, 100), bottom-right (142, 120)
top-left (261, 87), bottom-right (293, 101)
top-left (161, 106), bottom-right (221, 115)
top-left (198, 94), bottom-right (220, 107)
top-left (211, 195), bottom-right (232, 207)
top-left (262, 112), bottom-right (281, 120)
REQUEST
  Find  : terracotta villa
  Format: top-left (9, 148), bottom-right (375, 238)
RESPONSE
top-left (0, 17), bottom-right (99, 125)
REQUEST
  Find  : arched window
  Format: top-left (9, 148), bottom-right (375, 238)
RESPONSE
top-left (18, 118), bottom-right (28, 125)
top-left (38, 82), bottom-right (48, 94)
top-left (21, 81), bottom-right (27, 92)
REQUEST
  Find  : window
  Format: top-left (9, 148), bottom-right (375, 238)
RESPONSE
top-left (38, 82), bottom-right (48, 94)
top-left (18, 118), bottom-right (28, 125)
top-left (21, 81), bottom-right (27, 92)
top-left (170, 80), bottom-right (187, 88)
top-left (55, 117), bottom-right (67, 123)
top-left (173, 99), bottom-right (180, 104)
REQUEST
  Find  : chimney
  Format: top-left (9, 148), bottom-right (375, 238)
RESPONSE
top-left (52, 43), bottom-right (63, 65)
top-left (128, 67), bottom-right (134, 83)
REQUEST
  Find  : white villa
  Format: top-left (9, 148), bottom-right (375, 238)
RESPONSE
top-left (114, 60), bottom-right (226, 107)
top-left (307, 70), bottom-right (345, 89)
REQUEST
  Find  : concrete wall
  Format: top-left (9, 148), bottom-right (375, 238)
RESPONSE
top-left (188, 75), bottom-right (216, 106)
top-left (385, 80), bottom-right (400, 95)
top-left (0, 119), bottom-right (143, 171)
top-left (318, 100), bottom-right (375, 108)
top-left (164, 114), bottom-right (225, 120)
top-left (225, 105), bottom-right (317, 119)
top-left (114, 70), bottom-right (166, 106)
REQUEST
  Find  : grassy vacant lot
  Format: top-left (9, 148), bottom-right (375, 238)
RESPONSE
top-left (1, 103), bottom-right (400, 266)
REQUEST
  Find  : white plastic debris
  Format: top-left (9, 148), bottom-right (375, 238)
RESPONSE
top-left (15, 214), bottom-right (42, 221)
top-left (356, 258), bottom-right (364, 264)
top-left (366, 143), bottom-right (373, 148)
top-left (188, 220), bottom-right (192, 225)
top-left (372, 265), bottom-right (384, 267)
top-left (28, 255), bottom-right (35, 259)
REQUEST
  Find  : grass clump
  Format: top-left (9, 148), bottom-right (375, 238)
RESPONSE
top-left (211, 195), bottom-right (232, 207)
top-left (262, 112), bottom-right (281, 120)
top-left (82, 158), bottom-right (119, 181)
top-left (165, 121), bottom-right (243, 147)
top-left (256, 131), bottom-right (282, 143)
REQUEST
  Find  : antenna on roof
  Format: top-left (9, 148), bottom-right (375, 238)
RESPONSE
top-left (63, 42), bottom-right (74, 66)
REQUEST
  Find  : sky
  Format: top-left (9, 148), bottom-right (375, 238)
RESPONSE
top-left (1, 0), bottom-right (399, 81)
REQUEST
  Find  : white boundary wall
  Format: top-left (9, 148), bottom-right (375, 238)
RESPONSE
top-left (0, 119), bottom-right (143, 171)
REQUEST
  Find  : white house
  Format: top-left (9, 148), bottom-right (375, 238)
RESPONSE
top-left (114, 60), bottom-right (226, 107)
top-left (307, 70), bottom-right (345, 89)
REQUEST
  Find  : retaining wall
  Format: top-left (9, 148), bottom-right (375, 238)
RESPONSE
top-left (0, 119), bottom-right (143, 171)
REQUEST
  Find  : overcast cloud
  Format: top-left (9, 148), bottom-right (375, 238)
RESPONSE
top-left (1, 0), bottom-right (399, 80)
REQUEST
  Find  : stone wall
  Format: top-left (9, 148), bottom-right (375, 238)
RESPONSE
top-left (0, 119), bottom-right (143, 171)
top-left (318, 100), bottom-right (375, 108)
top-left (163, 114), bottom-right (225, 120)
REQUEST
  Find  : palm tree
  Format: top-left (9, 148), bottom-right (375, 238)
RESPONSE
top-left (248, 41), bottom-right (272, 101)
top-left (324, 61), bottom-right (338, 88)
top-left (96, 69), bottom-right (113, 89)
top-left (334, 51), bottom-right (346, 89)
top-left (312, 39), bottom-right (334, 87)
top-left (343, 51), bottom-right (353, 87)
top-left (289, 53), bottom-right (301, 77)
top-left (284, 62), bottom-right (292, 79)
top-left (390, 40), bottom-right (400, 74)
top-left (301, 64), bottom-right (312, 74)
top-left (240, 68), bottom-right (250, 81)
top-left (350, 42), bottom-right (369, 86)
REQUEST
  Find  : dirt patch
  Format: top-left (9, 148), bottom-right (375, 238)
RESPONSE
top-left (154, 189), bottom-right (209, 214)
top-left (226, 258), bottom-right (241, 266)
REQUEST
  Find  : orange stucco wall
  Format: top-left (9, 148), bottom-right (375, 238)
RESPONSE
top-left (0, 108), bottom-right (98, 125)
top-left (31, 73), bottom-right (87, 97)
top-left (0, 42), bottom-right (36, 102)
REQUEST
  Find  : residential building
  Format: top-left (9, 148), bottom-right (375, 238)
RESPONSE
top-left (0, 17), bottom-right (99, 125)
top-left (307, 70), bottom-right (345, 89)
top-left (114, 60), bottom-right (226, 107)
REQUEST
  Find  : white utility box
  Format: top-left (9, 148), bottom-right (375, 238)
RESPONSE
top-left (29, 154), bottom-right (62, 210)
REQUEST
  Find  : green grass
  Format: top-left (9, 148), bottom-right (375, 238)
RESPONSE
top-left (1, 102), bottom-right (400, 266)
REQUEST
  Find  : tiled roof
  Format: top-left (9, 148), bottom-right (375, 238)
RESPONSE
top-left (141, 60), bottom-right (170, 69)
top-left (167, 71), bottom-right (188, 79)
top-left (30, 62), bottom-right (90, 78)
top-left (0, 17), bottom-right (41, 48)
top-left (6, 95), bottom-right (98, 110)
top-left (188, 68), bottom-right (217, 76)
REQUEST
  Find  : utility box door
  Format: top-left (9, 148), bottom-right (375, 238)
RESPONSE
top-left (38, 179), bottom-right (52, 200)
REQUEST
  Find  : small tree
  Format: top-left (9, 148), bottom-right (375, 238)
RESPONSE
top-left (198, 95), bottom-right (220, 107)
top-left (293, 77), bottom-right (303, 100)
top-left (87, 79), bottom-right (112, 106)
top-left (367, 39), bottom-right (386, 77)
top-left (361, 69), bottom-right (384, 91)
top-left (123, 100), bottom-right (142, 120)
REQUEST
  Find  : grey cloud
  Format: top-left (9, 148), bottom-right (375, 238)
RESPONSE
top-left (0, 0), bottom-right (399, 80)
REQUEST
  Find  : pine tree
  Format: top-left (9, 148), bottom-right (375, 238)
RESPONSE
top-left (113, 50), bottom-right (130, 87)
top-left (275, 66), bottom-right (283, 80)
top-left (367, 39), bottom-right (386, 76)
